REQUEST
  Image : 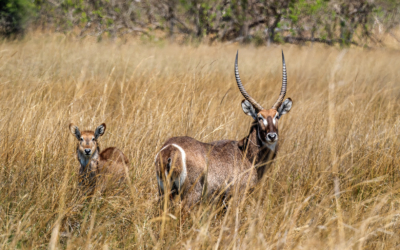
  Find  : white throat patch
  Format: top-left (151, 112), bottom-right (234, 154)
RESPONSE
top-left (265, 142), bottom-right (277, 151)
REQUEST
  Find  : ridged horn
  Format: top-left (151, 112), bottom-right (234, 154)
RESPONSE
top-left (235, 51), bottom-right (264, 112)
top-left (272, 50), bottom-right (287, 110)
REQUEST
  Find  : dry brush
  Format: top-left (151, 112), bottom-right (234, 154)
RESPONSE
top-left (1, 35), bottom-right (400, 249)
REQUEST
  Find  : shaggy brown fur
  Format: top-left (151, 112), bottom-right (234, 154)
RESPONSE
top-left (155, 121), bottom-right (279, 211)
top-left (155, 52), bottom-right (293, 211)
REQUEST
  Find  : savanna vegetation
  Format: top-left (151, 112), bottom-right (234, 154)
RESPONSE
top-left (1, 0), bottom-right (400, 47)
top-left (1, 34), bottom-right (400, 248)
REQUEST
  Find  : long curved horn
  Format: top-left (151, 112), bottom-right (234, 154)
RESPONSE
top-left (235, 51), bottom-right (264, 112)
top-left (272, 51), bottom-right (287, 110)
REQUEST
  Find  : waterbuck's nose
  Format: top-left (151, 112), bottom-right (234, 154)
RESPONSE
top-left (267, 133), bottom-right (277, 141)
top-left (84, 149), bottom-right (91, 155)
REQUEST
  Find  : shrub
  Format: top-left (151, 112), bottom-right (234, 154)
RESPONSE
top-left (0, 0), bottom-right (34, 37)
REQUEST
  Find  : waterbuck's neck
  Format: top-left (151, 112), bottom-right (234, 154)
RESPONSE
top-left (239, 123), bottom-right (277, 180)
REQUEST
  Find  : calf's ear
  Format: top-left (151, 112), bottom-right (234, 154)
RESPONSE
top-left (94, 123), bottom-right (106, 139)
top-left (69, 123), bottom-right (81, 140)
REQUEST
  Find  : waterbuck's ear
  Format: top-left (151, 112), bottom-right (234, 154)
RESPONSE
top-left (241, 99), bottom-right (257, 120)
top-left (69, 123), bottom-right (81, 140)
top-left (94, 123), bottom-right (106, 139)
top-left (277, 98), bottom-right (293, 119)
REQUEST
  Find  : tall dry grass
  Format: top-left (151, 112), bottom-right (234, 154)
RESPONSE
top-left (1, 35), bottom-right (400, 249)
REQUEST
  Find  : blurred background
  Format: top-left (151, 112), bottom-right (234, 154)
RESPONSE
top-left (1, 0), bottom-right (400, 48)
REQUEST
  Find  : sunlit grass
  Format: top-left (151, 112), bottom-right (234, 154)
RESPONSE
top-left (1, 34), bottom-right (400, 249)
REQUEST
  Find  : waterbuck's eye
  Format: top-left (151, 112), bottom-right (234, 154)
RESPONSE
top-left (92, 137), bottom-right (95, 141)
top-left (80, 137), bottom-right (83, 141)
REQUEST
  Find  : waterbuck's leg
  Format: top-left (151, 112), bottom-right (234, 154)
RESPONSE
top-left (182, 180), bottom-right (203, 214)
top-left (157, 186), bottom-right (164, 214)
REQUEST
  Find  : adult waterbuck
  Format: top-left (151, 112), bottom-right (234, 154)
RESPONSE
top-left (155, 51), bottom-right (293, 211)
top-left (69, 123), bottom-right (129, 193)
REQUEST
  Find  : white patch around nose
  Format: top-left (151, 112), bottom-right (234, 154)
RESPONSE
top-left (257, 127), bottom-right (278, 152)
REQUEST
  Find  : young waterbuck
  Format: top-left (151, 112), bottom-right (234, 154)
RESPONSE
top-left (155, 51), bottom-right (293, 211)
top-left (69, 123), bottom-right (129, 193)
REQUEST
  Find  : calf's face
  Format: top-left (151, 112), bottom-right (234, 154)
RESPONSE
top-left (69, 123), bottom-right (106, 157)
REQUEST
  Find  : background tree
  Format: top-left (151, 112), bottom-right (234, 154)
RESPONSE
top-left (2, 0), bottom-right (400, 47)
top-left (0, 0), bottom-right (33, 37)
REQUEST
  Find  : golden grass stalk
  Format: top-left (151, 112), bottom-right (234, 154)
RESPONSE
top-left (1, 35), bottom-right (400, 249)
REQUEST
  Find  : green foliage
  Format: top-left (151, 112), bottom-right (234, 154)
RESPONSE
top-left (288, 0), bottom-right (328, 27)
top-left (252, 31), bottom-right (265, 47)
top-left (1, 0), bottom-right (399, 45)
top-left (81, 11), bottom-right (87, 24)
top-left (0, 0), bottom-right (34, 37)
top-left (223, 5), bottom-right (232, 19)
top-left (274, 32), bottom-right (284, 44)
